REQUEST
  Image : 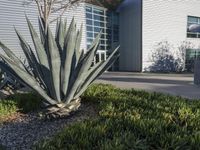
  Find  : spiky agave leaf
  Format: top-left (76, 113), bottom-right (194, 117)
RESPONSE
top-left (0, 17), bottom-right (119, 118)
top-left (0, 54), bottom-right (56, 105)
top-left (26, 16), bottom-right (49, 70)
top-left (62, 18), bottom-right (76, 96)
top-left (0, 41), bottom-right (28, 72)
top-left (15, 29), bottom-right (47, 89)
top-left (74, 47), bottom-right (120, 99)
top-left (75, 24), bottom-right (83, 66)
top-left (65, 31), bottom-right (101, 103)
top-left (47, 26), bottom-right (61, 101)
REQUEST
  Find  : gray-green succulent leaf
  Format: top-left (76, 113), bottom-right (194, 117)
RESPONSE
top-left (0, 17), bottom-right (119, 107)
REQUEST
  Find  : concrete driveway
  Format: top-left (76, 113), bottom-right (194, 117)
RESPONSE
top-left (96, 72), bottom-right (200, 100)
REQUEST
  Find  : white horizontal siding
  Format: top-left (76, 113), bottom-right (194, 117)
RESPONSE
top-left (0, 0), bottom-right (38, 57)
top-left (0, 0), bottom-right (87, 58)
top-left (143, 0), bottom-right (200, 71)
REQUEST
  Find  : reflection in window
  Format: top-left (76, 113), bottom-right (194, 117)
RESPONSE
top-left (86, 19), bottom-right (92, 25)
top-left (86, 6), bottom-right (106, 51)
top-left (94, 21), bottom-right (104, 27)
top-left (85, 5), bottom-right (120, 70)
top-left (187, 16), bottom-right (200, 38)
top-left (87, 32), bottom-right (93, 38)
top-left (93, 9), bottom-right (104, 15)
top-left (87, 26), bottom-right (93, 32)
top-left (86, 13), bottom-right (92, 19)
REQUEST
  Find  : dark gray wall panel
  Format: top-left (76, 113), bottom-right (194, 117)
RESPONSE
top-left (119, 0), bottom-right (142, 71)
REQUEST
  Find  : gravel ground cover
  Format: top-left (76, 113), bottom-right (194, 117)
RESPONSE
top-left (0, 102), bottom-right (97, 150)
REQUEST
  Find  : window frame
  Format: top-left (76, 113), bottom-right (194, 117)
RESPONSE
top-left (187, 16), bottom-right (200, 38)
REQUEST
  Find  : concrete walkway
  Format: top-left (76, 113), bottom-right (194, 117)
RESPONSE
top-left (96, 72), bottom-right (200, 100)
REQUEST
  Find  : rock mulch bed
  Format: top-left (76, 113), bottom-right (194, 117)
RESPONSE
top-left (0, 102), bottom-right (97, 150)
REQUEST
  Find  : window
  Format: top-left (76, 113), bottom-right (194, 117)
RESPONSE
top-left (87, 32), bottom-right (93, 38)
top-left (185, 49), bottom-right (200, 72)
top-left (94, 21), bottom-right (104, 27)
top-left (93, 9), bottom-right (104, 15)
top-left (85, 5), bottom-right (119, 70)
top-left (187, 16), bottom-right (200, 38)
top-left (86, 26), bottom-right (93, 32)
top-left (86, 19), bottom-right (92, 25)
top-left (86, 13), bottom-right (92, 19)
top-left (85, 6), bottom-right (107, 51)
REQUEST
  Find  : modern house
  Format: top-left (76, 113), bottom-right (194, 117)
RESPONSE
top-left (0, 0), bottom-right (200, 72)
top-left (119, 0), bottom-right (200, 72)
top-left (0, 0), bottom-right (119, 69)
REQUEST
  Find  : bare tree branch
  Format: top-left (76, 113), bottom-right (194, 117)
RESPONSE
top-left (24, 0), bottom-right (82, 33)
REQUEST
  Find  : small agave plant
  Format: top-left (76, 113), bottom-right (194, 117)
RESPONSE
top-left (0, 17), bottom-right (119, 118)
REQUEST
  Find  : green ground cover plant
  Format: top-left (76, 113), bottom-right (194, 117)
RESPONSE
top-left (0, 92), bottom-right (42, 120)
top-left (0, 144), bottom-right (5, 150)
top-left (0, 99), bottom-right (17, 118)
top-left (35, 84), bottom-right (200, 149)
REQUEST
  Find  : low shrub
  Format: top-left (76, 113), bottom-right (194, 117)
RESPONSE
top-left (35, 84), bottom-right (200, 149)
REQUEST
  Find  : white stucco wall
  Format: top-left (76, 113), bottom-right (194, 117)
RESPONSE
top-left (0, 0), bottom-right (87, 58)
top-left (143, 0), bottom-right (200, 71)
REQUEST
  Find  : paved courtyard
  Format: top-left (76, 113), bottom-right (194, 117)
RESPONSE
top-left (96, 72), bottom-right (200, 100)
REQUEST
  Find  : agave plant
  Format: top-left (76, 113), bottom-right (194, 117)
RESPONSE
top-left (0, 17), bottom-right (119, 118)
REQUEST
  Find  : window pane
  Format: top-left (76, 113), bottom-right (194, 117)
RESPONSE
top-left (86, 19), bottom-right (92, 25)
top-left (106, 34), bottom-right (112, 39)
top-left (107, 46), bottom-right (111, 50)
top-left (188, 16), bottom-right (198, 23)
top-left (85, 6), bottom-right (119, 57)
top-left (93, 9), bottom-right (104, 15)
top-left (114, 30), bottom-right (119, 35)
top-left (113, 36), bottom-right (119, 42)
top-left (94, 15), bottom-right (104, 21)
top-left (87, 32), bottom-right (93, 38)
top-left (87, 26), bottom-right (93, 32)
top-left (185, 49), bottom-right (200, 72)
top-left (187, 33), bottom-right (198, 38)
top-left (87, 38), bottom-right (93, 43)
top-left (101, 53), bottom-right (105, 60)
top-left (86, 6), bottom-right (92, 13)
top-left (96, 54), bottom-right (100, 63)
top-left (101, 34), bottom-right (106, 39)
top-left (94, 33), bottom-right (98, 37)
top-left (100, 46), bottom-right (105, 50)
top-left (86, 13), bottom-right (92, 19)
top-left (94, 27), bottom-right (102, 32)
top-left (87, 44), bottom-right (91, 49)
top-left (107, 29), bottom-right (112, 34)
top-left (94, 21), bottom-right (104, 27)
top-left (187, 16), bottom-right (200, 38)
top-left (101, 40), bottom-right (105, 44)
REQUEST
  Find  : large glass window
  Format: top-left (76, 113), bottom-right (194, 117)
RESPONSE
top-left (187, 16), bottom-right (200, 38)
top-left (185, 49), bottom-right (200, 72)
top-left (85, 5), bottom-right (119, 70)
top-left (86, 6), bottom-right (107, 51)
top-left (106, 11), bottom-right (120, 71)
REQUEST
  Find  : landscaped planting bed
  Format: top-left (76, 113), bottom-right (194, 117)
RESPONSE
top-left (1, 84), bottom-right (200, 149)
